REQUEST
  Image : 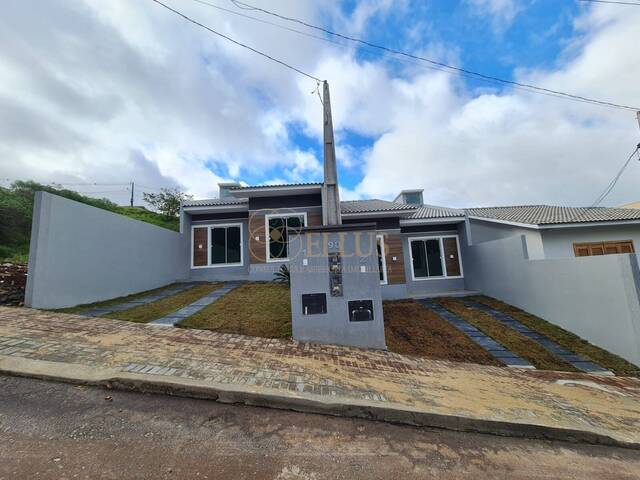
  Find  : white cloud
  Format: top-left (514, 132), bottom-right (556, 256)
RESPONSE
top-left (319, 4), bottom-right (640, 207)
top-left (466, 0), bottom-right (523, 31)
top-left (0, 0), bottom-right (638, 211)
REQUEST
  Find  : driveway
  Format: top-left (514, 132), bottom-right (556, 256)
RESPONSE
top-left (1, 375), bottom-right (639, 480)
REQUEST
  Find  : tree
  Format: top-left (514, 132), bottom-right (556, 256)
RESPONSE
top-left (142, 188), bottom-right (193, 218)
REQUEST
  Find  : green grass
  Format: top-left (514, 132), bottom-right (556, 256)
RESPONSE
top-left (472, 295), bottom-right (640, 376)
top-left (106, 283), bottom-right (222, 323)
top-left (436, 298), bottom-right (577, 372)
top-left (56, 284), bottom-right (180, 314)
top-left (178, 283), bottom-right (292, 338)
top-left (0, 243), bottom-right (29, 264)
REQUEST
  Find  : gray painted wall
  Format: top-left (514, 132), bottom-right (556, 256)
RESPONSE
top-left (467, 219), bottom-right (545, 259)
top-left (26, 192), bottom-right (187, 309)
top-left (464, 234), bottom-right (640, 366)
top-left (541, 224), bottom-right (640, 258)
top-left (289, 229), bottom-right (386, 349)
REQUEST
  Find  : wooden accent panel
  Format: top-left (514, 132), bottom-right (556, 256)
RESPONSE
top-left (248, 212), bottom-right (267, 264)
top-left (443, 237), bottom-right (461, 277)
top-left (573, 240), bottom-right (635, 257)
top-left (384, 234), bottom-right (406, 285)
top-left (307, 211), bottom-right (322, 226)
top-left (192, 227), bottom-right (208, 266)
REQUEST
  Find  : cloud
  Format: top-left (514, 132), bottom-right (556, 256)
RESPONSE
top-left (313, 4), bottom-right (640, 207)
top-left (466, 0), bottom-right (523, 31)
top-left (0, 0), bottom-right (638, 212)
top-left (0, 0), bottom-right (331, 202)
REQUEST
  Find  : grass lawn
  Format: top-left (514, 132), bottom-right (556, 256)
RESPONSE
top-left (178, 283), bottom-right (292, 338)
top-left (56, 284), bottom-right (182, 314)
top-left (106, 283), bottom-right (222, 323)
top-left (436, 298), bottom-right (577, 372)
top-left (472, 295), bottom-right (640, 376)
top-left (383, 300), bottom-right (500, 366)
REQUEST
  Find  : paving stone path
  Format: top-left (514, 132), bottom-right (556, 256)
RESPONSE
top-left (418, 299), bottom-right (534, 369)
top-left (461, 299), bottom-right (613, 375)
top-left (79, 283), bottom-right (198, 317)
top-left (149, 282), bottom-right (241, 327)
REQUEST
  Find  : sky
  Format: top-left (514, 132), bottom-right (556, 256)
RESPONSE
top-left (0, 0), bottom-right (639, 208)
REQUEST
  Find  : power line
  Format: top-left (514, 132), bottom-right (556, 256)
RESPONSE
top-left (149, 0), bottom-right (323, 82)
top-left (185, 0), bottom-right (625, 107)
top-left (226, 0), bottom-right (640, 111)
top-left (577, 0), bottom-right (640, 6)
top-left (591, 144), bottom-right (640, 206)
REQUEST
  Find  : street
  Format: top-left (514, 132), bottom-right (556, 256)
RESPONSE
top-left (0, 376), bottom-right (638, 479)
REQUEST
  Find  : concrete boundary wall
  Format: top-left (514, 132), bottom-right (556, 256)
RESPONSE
top-left (464, 235), bottom-right (640, 366)
top-left (25, 192), bottom-right (187, 309)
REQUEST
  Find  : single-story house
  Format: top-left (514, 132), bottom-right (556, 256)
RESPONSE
top-left (181, 183), bottom-right (640, 299)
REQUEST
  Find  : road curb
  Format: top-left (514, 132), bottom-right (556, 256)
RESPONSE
top-left (1, 355), bottom-right (638, 450)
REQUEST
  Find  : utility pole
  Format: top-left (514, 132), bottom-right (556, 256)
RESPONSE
top-left (130, 181), bottom-right (134, 207)
top-left (322, 81), bottom-right (341, 226)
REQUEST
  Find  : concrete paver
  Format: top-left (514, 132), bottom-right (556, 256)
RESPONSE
top-left (79, 283), bottom-right (197, 317)
top-left (419, 299), bottom-right (535, 369)
top-left (149, 282), bottom-right (240, 327)
top-left (462, 298), bottom-right (613, 375)
top-left (0, 306), bottom-right (639, 448)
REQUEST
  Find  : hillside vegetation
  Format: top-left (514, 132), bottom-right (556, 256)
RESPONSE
top-left (0, 181), bottom-right (179, 264)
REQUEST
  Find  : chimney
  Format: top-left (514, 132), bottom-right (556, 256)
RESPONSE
top-left (322, 81), bottom-right (342, 226)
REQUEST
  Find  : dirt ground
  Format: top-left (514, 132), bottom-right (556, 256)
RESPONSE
top-left (383, 299), bottom-right (500, 366)
top-left (3, 375), bottom-right (639, 480)
top-left (0, 263), bottom-right (26, 307)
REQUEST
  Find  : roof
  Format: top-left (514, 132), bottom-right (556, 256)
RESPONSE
top-left (340, 199), bottom-right (418, 214)
top-left (229, 182), bottom-right (322, 190)
top-left (466, 205), bottom-right (640, 226)
top-left (182, 198), bottom-right (247, 208)
top-left (408, 205), bottom-right (465, 219)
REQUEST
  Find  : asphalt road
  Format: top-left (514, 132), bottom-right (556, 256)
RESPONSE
top-left (0, 375), bottom-right (638, 479)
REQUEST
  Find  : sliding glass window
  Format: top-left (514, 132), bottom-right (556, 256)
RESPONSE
top-left (210, 224), bottom-right (242, 266)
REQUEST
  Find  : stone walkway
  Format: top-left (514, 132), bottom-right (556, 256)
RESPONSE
top-left (1, 306), bottom-right (639, 447)
top-left (79, 283), bottom-right (197, 317)
top-left (149, 282), bottom-right (240, 327)
top-left (419, 299), bottom-right (534, 368)
top-left (461, 299), bottom-right (613, 375)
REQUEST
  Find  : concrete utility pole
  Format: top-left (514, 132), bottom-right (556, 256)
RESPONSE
top-left (322, 81), bottom-right (342, 226)
top-left (130, 181), bottom-right (134, 207)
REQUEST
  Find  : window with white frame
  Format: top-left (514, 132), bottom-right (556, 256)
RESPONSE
top-left (409, 235), bottom-right (462, 280)
top-left (192, 223), bottom-right (243, 268)
top-left (266, 213), bottom-right (306, 261)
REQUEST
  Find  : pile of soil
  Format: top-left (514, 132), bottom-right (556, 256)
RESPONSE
top-left (383, 299), bottom-right (500, 366)
top-left (0, 263), bottom-right (27, 307)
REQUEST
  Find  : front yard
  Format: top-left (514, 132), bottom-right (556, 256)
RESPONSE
top-left (53, 281), bottom-right (638, 375)
top-left (177, 283), bottom-right (292, 338)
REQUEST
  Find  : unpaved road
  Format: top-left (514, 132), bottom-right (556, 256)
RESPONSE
top-left (0, 375), bottom-right (638, 479)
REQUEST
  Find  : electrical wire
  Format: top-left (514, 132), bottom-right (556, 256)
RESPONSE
top-left (226, 0), bottom-right (640, 111)
top-left (577, 0), bottom-right (640, 6)
top-left (184, 0), bottom-right (628, 107)
top-left (591, 145), bottom-right (640, 207)
top-left (149, 0), bottom-right (323, 82)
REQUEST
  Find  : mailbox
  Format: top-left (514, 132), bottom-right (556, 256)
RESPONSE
top-left (348, 300), bottom-right (374, 322)
top-left (302, 293), bottom-right (327, 315)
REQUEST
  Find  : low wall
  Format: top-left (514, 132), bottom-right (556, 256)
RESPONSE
top-left (25, 192), bottom-right (187, 309)
top-left (464, 235), bottom-right (640, 366)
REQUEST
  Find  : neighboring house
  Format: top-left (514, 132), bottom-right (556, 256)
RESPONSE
top-left (181, 186), bottom-right (640, 299)
top-left (619, 201), bottom-right (640, 209)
